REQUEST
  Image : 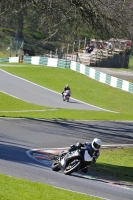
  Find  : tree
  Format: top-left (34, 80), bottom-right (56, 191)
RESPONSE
top-left (0, 0), bottom-right (133, 42)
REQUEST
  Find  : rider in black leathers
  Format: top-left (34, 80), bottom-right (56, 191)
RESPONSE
top-left (62, 84), bottom-right (71, 96)
top-left (69, 138), bottom-right (102, 173)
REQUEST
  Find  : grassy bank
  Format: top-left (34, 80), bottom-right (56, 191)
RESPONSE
top-left (92, 147), bottom-right (133, 184)
top-left (129, 53), bottom-right (133, 69)
top-left (0, 174), bottom-right (101, 200)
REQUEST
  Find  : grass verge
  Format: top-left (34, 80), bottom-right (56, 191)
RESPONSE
top-left (0, 174), bottom-right (101, 200)
top-left (90, 147), bottom-right (133, 184)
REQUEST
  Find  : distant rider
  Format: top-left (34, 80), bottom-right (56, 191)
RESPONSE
top-left (69, 138), bottom-right (102, 173)
top-left (62, 84), bottom-right (71, 96)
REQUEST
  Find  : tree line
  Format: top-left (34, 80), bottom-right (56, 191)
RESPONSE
top-left (0, 0), bottom-right (133, 47)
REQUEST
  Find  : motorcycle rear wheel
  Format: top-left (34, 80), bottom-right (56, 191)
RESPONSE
top-left (66, 98), bottom-right (69, 102)
top-left (52, 159), bottom-right (60, 172)
top-left (64, 159), bottom-right (81, 175)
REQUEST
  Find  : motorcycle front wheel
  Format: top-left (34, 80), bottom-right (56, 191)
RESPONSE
top-left (52, 159), bottom-right (60, 172)
top-left (64, 159), bottom-right (81, 175)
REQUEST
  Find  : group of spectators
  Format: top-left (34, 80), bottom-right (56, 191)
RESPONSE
top-left (85, 42), bottom-right (113, 53)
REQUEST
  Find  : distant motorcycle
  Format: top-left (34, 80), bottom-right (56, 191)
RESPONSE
top-left (62, 90), bottom-right (71, 102)
top-left (52, 147), bottom-right (94, 175)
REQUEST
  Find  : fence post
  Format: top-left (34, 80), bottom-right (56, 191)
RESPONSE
top-left (72, 42), bottom-right (75, 60)
top-left (84, 38), bottom-right (86, 49)
top-left (66, 44), bottom-right (69, 60)
top-left (78, 40), bottom-right (81, 51)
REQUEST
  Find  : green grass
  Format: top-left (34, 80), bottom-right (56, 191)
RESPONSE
top-left (0, 174), bottom-right (101, 200)
top-left (0, 64), bottom-right (133, 120)
top-left (92, 147), bottom-right (133, 183)
top-left (129, 54), bottom-right (133, 69)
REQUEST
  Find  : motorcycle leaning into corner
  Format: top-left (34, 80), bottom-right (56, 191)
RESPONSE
top-left (51, 146), bottom-right (96, 175)
top-left (62, 90), bottom-right (71, 102)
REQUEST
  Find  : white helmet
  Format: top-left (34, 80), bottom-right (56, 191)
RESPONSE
top-left (92, 138), bottom-right (102, 150)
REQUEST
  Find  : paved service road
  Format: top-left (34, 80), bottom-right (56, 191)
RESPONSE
top-left (0, 118), bottom-right (133, 200)
top-left (92, 67), bottom-right (133, 81)
top-left (0, 69), bottom-right (107, 111)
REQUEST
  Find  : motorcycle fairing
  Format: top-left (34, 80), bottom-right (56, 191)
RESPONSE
top-left (64, 90), bottom-right (70, 96)
top-left (59, 150), bottom-right (81, 169)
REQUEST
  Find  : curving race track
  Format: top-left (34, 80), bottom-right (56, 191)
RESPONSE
top-left (0, 69), bottom-right (111, 111)
top-left (0, 69), bottom-right (133, 200)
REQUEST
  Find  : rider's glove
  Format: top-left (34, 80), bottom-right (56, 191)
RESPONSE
top-left (76, 143), bottom-right (82, 149)
top-left (93, 151), bottom-right (99, 158)
top-left (70, 144), bottom-right (75, 149)
top-left (69, 144), bottom-right (76, 152)
top-left (92, 157), bottom-right (96, 164)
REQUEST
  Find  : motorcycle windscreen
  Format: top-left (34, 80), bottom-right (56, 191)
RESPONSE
top-left (84, 150), bottom-right (93, 162)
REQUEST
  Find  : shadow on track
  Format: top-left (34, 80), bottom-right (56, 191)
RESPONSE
top-left (22, 118), bottom-right (133, 144)
top-left (0, 141), bottom-right (49, 168)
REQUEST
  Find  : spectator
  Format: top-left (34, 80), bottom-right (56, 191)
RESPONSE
top-left (85, 44), bottom-right (90, 53)
top-left (98, 43), bottom-right (104, 49)
top-left (24, 51), bottom-right (29, 56)
top-left (107, 42), bottom-right (113, 53)
top-left (87, 43), bottom-right (94, 53)
top-left (107, 42), bottom-right (112, 50)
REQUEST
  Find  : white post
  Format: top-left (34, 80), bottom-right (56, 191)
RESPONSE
top-left (78, 40), bottom-right (81, 51)
top-left (50, 50), bottom-right (52, 58)
top-left (62, 46), bottom-right (64, 59)
top-left (72, 42), bottom-right (75, 60)
top-left (84, 38), bottom-right (86, 48)
top-left (56, 48), bottom-right (58, 56)
top-left (66, 44), bottom-right (69, 59)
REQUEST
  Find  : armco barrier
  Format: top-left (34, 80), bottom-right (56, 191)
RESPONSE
top-left (0, 58), bottom-right (9, 62)
top-left (39, 57), bottom-right (48, 66)
top-left (0, 56), bottom-right (133, 94)
top-left (70, 61), bottom-right (133, 93)
top-left (9, 57), bottom-right (19, 63)
top-left (23, 56), bottom-right (71, 68)
top-left (23, 56), bottom-right (32, 64)
top-left (0, 57), bottom-right (19, 63)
